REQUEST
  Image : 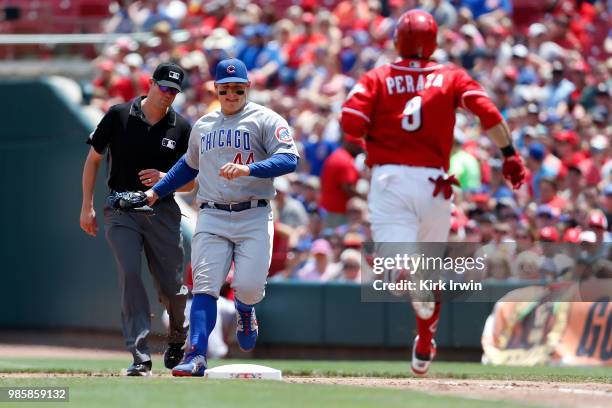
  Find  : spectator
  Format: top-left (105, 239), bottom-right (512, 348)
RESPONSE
top-left (538, 177), bottom-right (566, 210)
top-left (319, 139), bottom-right (363, 227)
top-left (296, 239), bottom-right (338, 281)
top-left (281, 12), bottom-right (327, 85)
top-left (542, 60), bottom-right (576, 118)
top-left (335, 197), bottom-right (369, 237)
top-left (587, 210), bottom-right (610, 243)
top-left (424, 0), bottom-right (458, 28)
top-left (449, 132), bottom-right (482, 191)
top-left (139, 0), bottom-right (177, 32)
top-left (273, 177), bottom-right (309, 230)
top-left (534, 204), bottom-right (558, 230)
top-left (238, 24), bottom-right (282, 87)
top-left (526, 142), bottom-right (556, 199)
top-left (106, 0), bottom-right (138, 33)
top-left (459, 0), bottom-right (512, 22)
top-left (298, 176), bottom-right (321, 213)
top-left (84, 0), bottom-right (610, 290)
top-left (487, 159), bottom-right (513, 200)
top-left (330, 248), bottom-right (362, 282)
top-left (91, 60), bottom-right (127, 111)
top-left (560, 165), bottom-right (584, 204)
top-left (302, 117), bottom-right (339, 176)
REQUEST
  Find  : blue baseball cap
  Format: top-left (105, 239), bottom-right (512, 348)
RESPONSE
top-left (215, 58), bottom-right (249, 84)
top-left (528, 142), bottom-right (545, 161)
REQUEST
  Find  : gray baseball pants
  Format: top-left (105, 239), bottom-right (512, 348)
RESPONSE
top-left (104, 198), bottom-right (187, 364)
top-left (191, 205), bottom-right (274, 305)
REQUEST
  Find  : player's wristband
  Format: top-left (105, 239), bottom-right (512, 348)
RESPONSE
top-left (500, 144), bottom-right (517, 158)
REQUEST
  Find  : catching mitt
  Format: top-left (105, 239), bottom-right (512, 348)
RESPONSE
top-left (107, 191), bottom-right (151, 211)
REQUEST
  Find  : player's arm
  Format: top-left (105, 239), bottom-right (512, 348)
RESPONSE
top-left (219, 153), bottom-right (298, 180)
top-left (458, 75), bottom-right (526, 189)
top-left (146, 155), bottom-right (199, 205)
top-left (138, 170), bottom-right (194, 192)
top-left (248, 153), bottom-right (298, 178)
top-left (340, 73), bottom-right (376, 142)
top-left (220, 115), bottom-right (300, 180)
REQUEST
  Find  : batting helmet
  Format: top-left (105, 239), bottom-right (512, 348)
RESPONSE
top-left (394, 10), bottom-right (438, 59)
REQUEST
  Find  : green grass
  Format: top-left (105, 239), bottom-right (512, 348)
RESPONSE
top-left (0, 357), bottom-right (609, 383)
top-left (0, 358), bottom-right (609, 408)
top-left (0, 377), bottom-right (528, 408)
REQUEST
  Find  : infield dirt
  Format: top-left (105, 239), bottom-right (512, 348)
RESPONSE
top-left (1, 344), bottom-right (610, 408)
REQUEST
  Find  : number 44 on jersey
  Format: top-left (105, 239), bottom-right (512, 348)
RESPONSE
top-left (233, 152), bottom-right (255, 165)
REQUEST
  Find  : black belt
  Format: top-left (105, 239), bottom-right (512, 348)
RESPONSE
top-left (200, 199), bottom-right (268, 212)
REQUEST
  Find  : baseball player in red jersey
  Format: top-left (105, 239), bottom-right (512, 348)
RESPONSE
top-left (341, 10), bottom-right (526, 376)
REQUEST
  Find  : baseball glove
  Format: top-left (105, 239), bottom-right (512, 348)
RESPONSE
top-left (107, 191), bottom-right (152, 211)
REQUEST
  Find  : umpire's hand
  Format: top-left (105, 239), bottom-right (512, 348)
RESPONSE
top-left (219, 163), bottom-right (250, 180)
top-left (80, 207), bottom-right (98, 237)
top-left (139, 169), bottom-right (166, 188)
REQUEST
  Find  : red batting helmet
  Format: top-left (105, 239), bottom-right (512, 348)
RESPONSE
top-left (394, 10), bottom-right (438, 59)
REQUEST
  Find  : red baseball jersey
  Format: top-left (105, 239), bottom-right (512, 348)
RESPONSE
top-left (341, 59), bottom-right (502, 170)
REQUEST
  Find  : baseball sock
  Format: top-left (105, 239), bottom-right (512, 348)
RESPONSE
top-left (235, 298), bottom-right (255, 315)
top-left (189, 294), bottom-right (217, 357)
top-left (415, 301), bottom-right (441, 357)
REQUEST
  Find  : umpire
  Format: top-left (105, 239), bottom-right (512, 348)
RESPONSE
top-left (80, 62), bottom-right (192, 376)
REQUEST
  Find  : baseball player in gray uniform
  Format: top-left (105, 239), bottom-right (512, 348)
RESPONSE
top-left (145, 58), bottom-right (299, 376)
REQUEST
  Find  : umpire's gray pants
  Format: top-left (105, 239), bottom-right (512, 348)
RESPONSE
top-left (104, 198), bottom-right (187, 364)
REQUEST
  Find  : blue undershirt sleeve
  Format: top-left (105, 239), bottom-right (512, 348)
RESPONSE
top-left (248, 153), bottom-right (298, 178)
top-left (152, 155), bottom-right (199, 198)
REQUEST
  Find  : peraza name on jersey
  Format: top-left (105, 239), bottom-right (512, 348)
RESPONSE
top-left (200, 128), bottom-right (254, 165)
top-left (386, 73), bottom-right (444, 95)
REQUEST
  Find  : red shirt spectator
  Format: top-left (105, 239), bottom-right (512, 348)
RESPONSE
top-left (113, 73), bottom-right (150, 102)
top-left (319, 141), bottom-right (362, 215)
top-left (284, 13), bottom-right (326, 69)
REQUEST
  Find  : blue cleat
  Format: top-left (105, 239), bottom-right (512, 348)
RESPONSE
top-left (171, 354), bottom-right (207, 377)
top-left (236, 306), bottom-right (258, 352)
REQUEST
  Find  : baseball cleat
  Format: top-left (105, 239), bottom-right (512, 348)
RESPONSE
top-left (236, 307), bottom-right (258, 352)
top-left (411, 335), bottom-right (437, 377)
top-left (126, 361), bottom-right (152, 377)
top-left (163, 342), bottom-right (185, 369)
top-left (171, 354), bottom-right (207, 377)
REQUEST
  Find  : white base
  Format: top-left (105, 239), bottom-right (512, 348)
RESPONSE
top-left (204, 364), bottom-right (282, 381)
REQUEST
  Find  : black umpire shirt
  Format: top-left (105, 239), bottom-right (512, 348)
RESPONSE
top-left (87, 96), bottom-right (191, 192)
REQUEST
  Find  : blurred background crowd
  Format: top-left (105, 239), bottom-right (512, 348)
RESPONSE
top-left (13, 0), bottom-right (611, 284)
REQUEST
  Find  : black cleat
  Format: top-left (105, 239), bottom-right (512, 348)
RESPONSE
top-left (126, 360), bottom-right (152, 376)
top-left (163, 343), bottom-right (185, 369)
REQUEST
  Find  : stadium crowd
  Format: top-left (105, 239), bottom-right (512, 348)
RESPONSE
top-left (90, 0), bottom-right (611, 284)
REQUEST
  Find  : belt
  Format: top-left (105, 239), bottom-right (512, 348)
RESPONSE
top-left (200, 199), bottom-right (268, 212)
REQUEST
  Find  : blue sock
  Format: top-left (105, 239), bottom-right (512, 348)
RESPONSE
top-left (189, 294), bottom-right (217, 356)
top-left (235, 298), bottom-right (254, 313)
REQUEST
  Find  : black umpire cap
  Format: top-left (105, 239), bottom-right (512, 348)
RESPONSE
top-left (153, 62), bottom-right (185, 92)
